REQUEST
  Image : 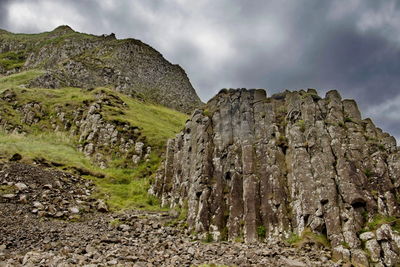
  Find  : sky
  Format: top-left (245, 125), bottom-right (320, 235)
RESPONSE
top-left (0, 0), bottom-right (400, 140)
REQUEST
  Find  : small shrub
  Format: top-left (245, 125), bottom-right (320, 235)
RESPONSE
top-left (202, 109), bottom-right (212, 118)
top-left (234, 236), bottom-right (244, 243)
top-left (361, 210), bottom-right (369, 220)
top-left (109, 219), bottom-right (121, 227)
top-left (203, 232), bottom-right (214, 243)
top-left (286, 232), bottom-right (301, 244)
top-left (288, 228), bottom-right (330, 248)
top-left (341, 241), bottom-right (350, 249)
top-left (364, 168), bottom-right (373, 178)
top-left (257, 225), bottom-right (266, 239)
top-left (278, 135), bottom-right (288, 144)
top-left (344, 117), bottom-right (353, 123)
top-left (296, 120), bottom-right (305, 132)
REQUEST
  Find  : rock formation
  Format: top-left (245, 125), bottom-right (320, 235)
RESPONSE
top-left (153, 88), bottom-right (400, 265)
top-left (0, 25), bottom-right (202, 113)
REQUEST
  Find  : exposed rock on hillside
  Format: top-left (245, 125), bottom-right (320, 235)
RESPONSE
top-left (153, 88), bottom-right (400, 265)
top-left (0, 88), bottom-right (151, 168)
top-left (0, 26), bottom-right (202, 113)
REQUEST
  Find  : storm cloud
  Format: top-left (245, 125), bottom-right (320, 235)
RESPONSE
top-left (0, 0), bottom-right (400, 139)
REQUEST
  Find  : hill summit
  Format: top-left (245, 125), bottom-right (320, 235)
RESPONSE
top-left (0, 25), bottom-right (202, 113)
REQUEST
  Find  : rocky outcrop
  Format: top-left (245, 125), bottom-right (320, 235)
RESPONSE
top-left (0, 89), bottom-right (151, 168)
top-left (153, 88), bottom-right (400, 265)
top-left (0, 26), bottom-right (202, 113)
top-left (0, 162), bottom-right (100, 219)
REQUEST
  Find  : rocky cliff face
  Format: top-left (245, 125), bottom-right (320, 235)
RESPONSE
top-left (0, 26), bottom-right (201, 113)
top-left (153, 88), bottom-right (400, 266)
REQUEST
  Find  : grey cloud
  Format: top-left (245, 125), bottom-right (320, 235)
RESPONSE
top-left (0, 0), bottom-right (10, 26)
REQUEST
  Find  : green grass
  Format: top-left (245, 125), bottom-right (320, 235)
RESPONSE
top-left (257, 225), bottom-right (266, 239)
top-left (15, 86), bottom-right (96, 108)
top-left (0, 79), bottom-right (187, 211)
top-left (0, 130), bottom-right (166, 211)
top-left (0, 70), bottom-right (44, 92)
top-left (364, 168), bottom-right (373, 178)
top-left (0, 51), bottom-right (26, 70)
top-left (365, 214), bottom-right (400, 232)
top-left (0, 185), bottom-right (16, 195)
top-left (0, 131), bottom-right (94, 169)
top-left (105, 90), bottom-right (188, 148)
top-left (296, 119), bottom-right (306, 132)
top-left (0, 70), bottom-right (188, 211)
top-left (287, 228), bottom-right (330, 248)
top-left (0, 73), bottom-right (187, 148)
top-left (344, 117), bottom-right (353, 123)
top-left (95, 175), bottom-right (163, 211)
top-left (286, 232), bottom-right (301, 244)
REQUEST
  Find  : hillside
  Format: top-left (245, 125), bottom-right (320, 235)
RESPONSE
top-left (0, 25), bottom-right (202, 113)
top-left (154, 88), bottom-right (400, 266)
top-left (0, 70), bottom-right (188, 211)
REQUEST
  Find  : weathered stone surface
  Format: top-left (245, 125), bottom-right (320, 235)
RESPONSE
top-left (153, 88), bottom-right (400, 264)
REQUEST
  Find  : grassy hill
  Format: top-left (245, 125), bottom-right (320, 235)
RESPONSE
top-left (0, 25), bottom-right (202, 113)
top-left (0, 71), bottom-right (188, 210)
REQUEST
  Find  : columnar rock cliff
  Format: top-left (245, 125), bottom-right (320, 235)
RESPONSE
top-left (0, 26), bottom-right (201, 113)
top-left (153, 88), bottom-right (400, 265)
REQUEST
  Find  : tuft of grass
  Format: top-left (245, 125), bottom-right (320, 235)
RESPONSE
top-left (103, 88), bottom-right (188, 148)
top-left (0, 70), bottom-right (44, 92)
top-left (202, 109), bottom-right (212, 118)
top-left (94, 171), bottom-right (164, 211)
top-left (109, 219), bottom-right (122, 227)
top-left (203, 232), bottom-right (214, 243)
top-left (288, 228), bottom-right (330, 248)
top-left (364, 214), bottom-right (400, 232)
top-left (0, 131), bottom-right (94, 170)
top-left (165, 201), bottom-right (189, 227)
top-left (344, 117), bottom-right (353, 123)
top-left (364, 168), bottom-right (373, 178)
top-left (341, 241), bottom-right (350, 249)
top-left (234, 236), bottom-right (244, 243)
top-left (0, 130), bottom-right (165, 211)
top-left (0, 185), bottom-right (16, 195)
top-left (286, 232), bottom-right (301, 245)
top-left (296, 119), bottom-right (306, 132)
top-left (257, 225), bottom-right (266, 239)
top-left (0, 51), bottom-right (26, 70)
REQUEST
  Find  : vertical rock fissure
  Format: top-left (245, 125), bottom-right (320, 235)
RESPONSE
top-left (153, 88), bottom-right (400, 265)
